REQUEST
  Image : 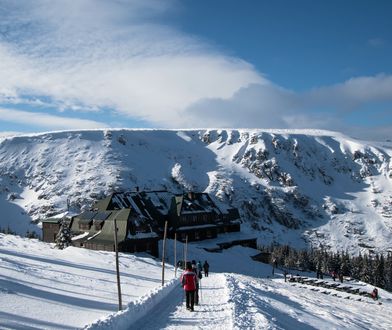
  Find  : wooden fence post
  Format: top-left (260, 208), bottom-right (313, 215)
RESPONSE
top-left (174, 232), bottom-right (177, 277)
top-left (184, 235), bottom-right (188, 267)
top-left (113, 213), bottom-right (123, 311)
top-left (161, 221), bottom-right (168, 286)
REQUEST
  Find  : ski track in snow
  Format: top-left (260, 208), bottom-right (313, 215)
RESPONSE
top-left (130, 273), bottom-right (233, 330)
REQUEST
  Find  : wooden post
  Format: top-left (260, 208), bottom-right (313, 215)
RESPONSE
top-left (183, 238), bottom-right (185, 267)
top-left (113, 214), bottom-right (122, 311)
top-left (174, 232), bottom-right (177, 278)
top-left (161, 221), bottom-right (168, 286)
top-left (184, 235), bottom-right (188, 268)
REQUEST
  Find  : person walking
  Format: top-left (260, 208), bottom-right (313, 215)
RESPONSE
top-left (338, 273), bottom-right (343, 283)
top-left (331, 271), bottom-right (337, 281)
top-left (197, 261), bottom-right (202, 273)
top-left (203, 260), bottom-right (209, 277)
top-left (180, 262), bottom-right (198, 311)
top-left (371, 288), bottom-right (379, 300)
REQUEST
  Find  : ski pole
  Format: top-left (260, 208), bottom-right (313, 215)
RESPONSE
top-left (199, 279), bottom-right (202, 302)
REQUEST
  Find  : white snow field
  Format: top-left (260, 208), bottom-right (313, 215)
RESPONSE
top-left (1, 233), bottom-right (391, 330)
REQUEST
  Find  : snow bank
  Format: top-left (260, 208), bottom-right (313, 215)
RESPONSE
top-left (84, 278), bottom-right (178, 330)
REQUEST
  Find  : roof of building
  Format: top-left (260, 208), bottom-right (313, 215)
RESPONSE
top-left (72, 209), bottom-right (123, 227)
top-left (85, 209), bottom-right (130, 245)
top-left (92, 195), bottom-right (112, 211)
top-left (140, 191), bottom-right (173, 215)
top-left (172, 192), bottom-right (222, 217)
top-left (42, 217), bottom-right (62, 224)
top-left (68, 190), bottom-right (241, 246)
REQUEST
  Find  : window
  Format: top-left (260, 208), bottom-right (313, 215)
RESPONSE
top-left (79, 222), bottom-right (92, 231)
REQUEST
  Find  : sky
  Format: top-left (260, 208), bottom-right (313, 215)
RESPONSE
top-left (0, 0), bottom-right (391, 141)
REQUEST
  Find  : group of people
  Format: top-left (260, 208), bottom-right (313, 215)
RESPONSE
top-left (330, 271), bottom-right (344, 283)
top-left (180, 260), bottom-right (209, 311)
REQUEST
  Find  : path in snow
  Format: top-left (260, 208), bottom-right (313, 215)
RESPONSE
top-left (130, 273), bottom-right (232, 329)
top-left (226, 274), bottom-right (392, 330)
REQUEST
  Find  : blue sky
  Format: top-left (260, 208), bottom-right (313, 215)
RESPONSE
top-left (0, 0), bottom-right (391, 140)
top-left (174, 0), bottom-right (392, 89)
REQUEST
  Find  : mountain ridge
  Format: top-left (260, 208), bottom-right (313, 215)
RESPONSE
top-left (1, 128), bottom-right (391, 254)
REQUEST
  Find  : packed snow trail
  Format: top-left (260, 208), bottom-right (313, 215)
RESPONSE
top-left (226, 274), bottom-right (392, 330)
top-left (129, 273), bottom-right (233, 329)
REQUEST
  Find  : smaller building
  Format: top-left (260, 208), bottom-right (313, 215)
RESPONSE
top-left (70, 205), bottom-right (159, 257)
top-left (42, 218), bottom-right (62, 243)
top-left (42, 214), bottom-right (72, 243)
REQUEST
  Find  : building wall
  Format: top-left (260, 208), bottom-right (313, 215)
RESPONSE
top-left (42, 223), bottom-right (61, 243)
top-left (175, 227), bottom-right (218, 242)
top-left (84, 242), bottom-right (114, 251)
top-left (82, 239), bottom-right (159, 257)
top-left (217, 223), bottom-right (241, 234)
top-left (177, 212), bottom-right (216, 227)
top-left (119, 239), bottom-right (159, 258)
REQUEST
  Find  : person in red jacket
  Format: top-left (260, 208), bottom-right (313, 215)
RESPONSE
top-left (180, 262), bottom-right (198, 311)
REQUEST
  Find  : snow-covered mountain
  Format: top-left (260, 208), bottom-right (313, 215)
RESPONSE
top-left (1, 129), bottom-right (391, 254)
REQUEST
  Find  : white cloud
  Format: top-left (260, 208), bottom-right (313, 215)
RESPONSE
top-left (0, 0), bottom-right (262, 127)
top-left (304, 74), bottom-right (392, 108)
top-left (180, 75), bottom-right (392, 141)
top-left (0, 108), bottom-right (108, 130)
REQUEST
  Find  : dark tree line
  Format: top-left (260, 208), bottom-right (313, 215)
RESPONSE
top-left (0, 226), bottom-right (39, 239)
top-left (259, 244), bottom-right (392, 292)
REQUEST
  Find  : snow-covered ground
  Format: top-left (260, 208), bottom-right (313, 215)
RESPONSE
top-left (0, 233), bottom-right (174, 329)
top-left (1, 233), bottom-right (391, 330)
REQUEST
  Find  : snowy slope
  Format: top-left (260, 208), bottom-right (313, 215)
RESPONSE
top-left (2, 234), bottom-right (391, 329)
top-left (0, 129), bottom-right (391, 254)
top-left (0, 233), bottom-right (175, 329)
